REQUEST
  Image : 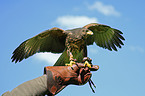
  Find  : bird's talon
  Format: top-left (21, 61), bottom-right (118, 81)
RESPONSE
top-left (84, 61), bottom-right (92, 68)
top-left (66, 60), bottom-right (76, 70)
top-left (65, 60), bottom-right (76, 67)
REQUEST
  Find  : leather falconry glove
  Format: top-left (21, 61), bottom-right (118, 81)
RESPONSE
top-left (44, 63), bottom-right (99, 96)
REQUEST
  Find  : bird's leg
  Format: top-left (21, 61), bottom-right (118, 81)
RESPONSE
top-left (83, 57), bottom-right (92, 68)
top-left (65, 52), bottom-right (76, 67)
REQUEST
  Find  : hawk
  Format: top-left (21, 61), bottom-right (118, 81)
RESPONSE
top-left (11, 23), bottom-right (125, 67)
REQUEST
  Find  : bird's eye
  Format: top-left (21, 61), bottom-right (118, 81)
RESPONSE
top-left (82, 30), bottom-right (89, 32)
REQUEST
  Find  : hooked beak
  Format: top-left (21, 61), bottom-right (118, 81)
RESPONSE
top-left (87, 31), bottom-right (93, 35)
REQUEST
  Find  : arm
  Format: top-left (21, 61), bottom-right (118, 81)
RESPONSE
top-left (2, 75), bottom-right (52, 96)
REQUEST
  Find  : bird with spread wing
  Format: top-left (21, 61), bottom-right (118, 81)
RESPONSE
top-left (11, 23), bottom-right (125, 67)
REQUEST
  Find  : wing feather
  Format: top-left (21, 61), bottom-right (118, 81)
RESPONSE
top-left (11, 27), bottom-right (67, 63)
top-left (104, 32), bottom-right (112, 50)
top-left (84, 23), bottom-right (125, 51)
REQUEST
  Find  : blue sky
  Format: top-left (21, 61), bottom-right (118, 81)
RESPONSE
top-left (0, 0), bottom-right (145, 96)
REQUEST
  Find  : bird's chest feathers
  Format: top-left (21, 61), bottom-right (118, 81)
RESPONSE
top-left (66, 32), bottom-right (87, 52)
top-left (67, 38), bottom-right (85, 51)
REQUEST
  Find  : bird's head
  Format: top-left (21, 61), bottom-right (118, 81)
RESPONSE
top-left (81, 28), bottom-right (93, 39)
top-left (86, 30), bottom-right (93, 35)
top-left (66, 28), bottom-right (93, 40)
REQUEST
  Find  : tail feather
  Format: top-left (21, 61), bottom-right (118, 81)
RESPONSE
top-left (53, 50), bottom-right (69, 66)
top-left (54, 48), bottom-right (85, 66)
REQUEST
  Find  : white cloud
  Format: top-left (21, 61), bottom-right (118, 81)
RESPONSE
top-left (129, 46), bottom-right (144, 53)
top-left (87, 1), bottom-right (120, 16)
top-left (34, 52), bottom-right (61, 65)
top-left (55, 15), bottom-right (98, 29)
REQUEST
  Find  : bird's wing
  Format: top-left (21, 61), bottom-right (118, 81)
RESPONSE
top-left (11, 27), bottom-right (67, 63)
top-left (84, 23), bottom-right (125, 51)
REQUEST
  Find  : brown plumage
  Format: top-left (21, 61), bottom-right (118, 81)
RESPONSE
top-left (11, 23), bottom-right (125, 66)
